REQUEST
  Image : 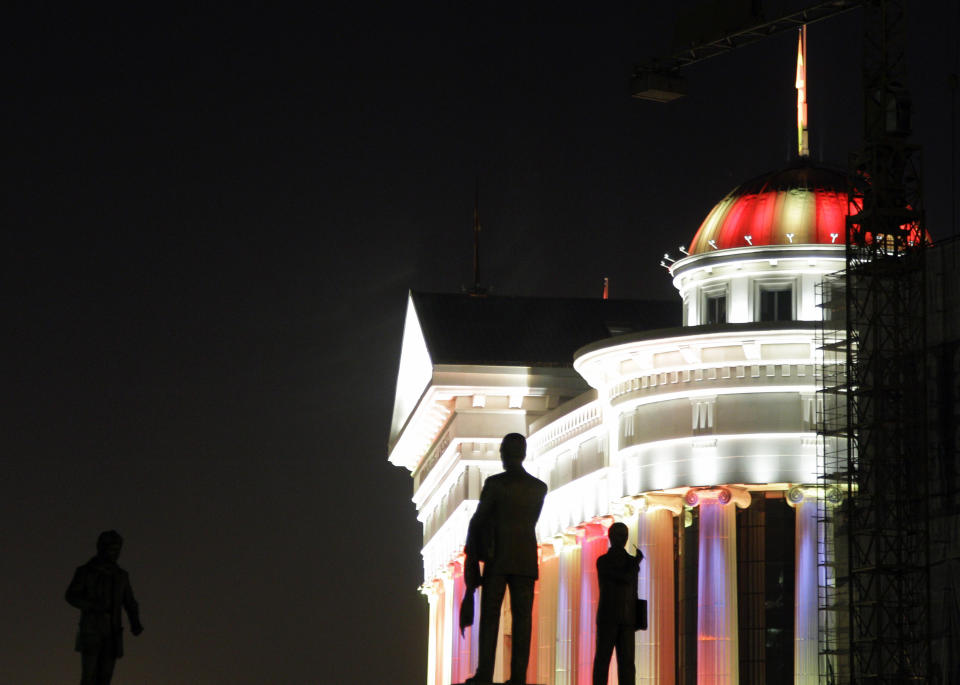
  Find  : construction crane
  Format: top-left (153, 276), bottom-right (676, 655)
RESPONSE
top-left (632, 2), bottom-right (930, 683)
top-left (632, 0), bottom-right (859, 103)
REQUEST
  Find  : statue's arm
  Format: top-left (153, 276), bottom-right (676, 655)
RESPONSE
top-left (463, 479), bottom-right (497, 589)
top-left (534, 481), bottom-right (547, 519)
top-left (123, 575), bottom-right (143, 634)
top-left (65, 567), bottom-right (95, 611)
top-left (472, 478), bottom-right (496, 526)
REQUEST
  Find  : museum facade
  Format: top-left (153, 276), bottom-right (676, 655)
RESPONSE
top-left (389, 163), bottom-right (850, 685)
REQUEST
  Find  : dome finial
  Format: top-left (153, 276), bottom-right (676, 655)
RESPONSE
top-left (796, 25), bottom-right (809, 158)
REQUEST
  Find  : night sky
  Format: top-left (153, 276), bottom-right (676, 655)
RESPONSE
top-left (4, 2), bottom-right (957, 683)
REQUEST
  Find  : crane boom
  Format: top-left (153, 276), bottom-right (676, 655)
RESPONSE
top-left (632, 0), bottom-right (859, 101)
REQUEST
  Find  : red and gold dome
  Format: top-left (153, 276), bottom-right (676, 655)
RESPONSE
top-left (687, 164), bottom-right (849, 255)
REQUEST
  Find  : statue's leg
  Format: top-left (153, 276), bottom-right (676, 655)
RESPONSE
top-left (98, 652), bottom-right (116, 685)
top-left (507, 576), bottom-right (535, 685)
top-left (614, 623), bottom-right (635, 685)
top-left (80, 642), bottom-right (115, 685)
top-left (474, 574), bottom-right (506, 682)
top-left (592, 623), bottom-right (616, 685)
top-left (80, 649), bottom-right (98, 685)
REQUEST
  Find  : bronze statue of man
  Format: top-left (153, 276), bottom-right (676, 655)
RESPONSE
top-left (464, 433), bottom-right (547, 685)
top-left (592, 522), bottom-right (642, 685)
top-left (66, 530), bottom-right (143, 685)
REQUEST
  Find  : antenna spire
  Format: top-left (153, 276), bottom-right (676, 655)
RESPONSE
top-left (796, 25), bottom-right (809, 158)
top-left (465, 179), bottom-right (488, 296)
top-left (473, 180), bottom-right (481, 290)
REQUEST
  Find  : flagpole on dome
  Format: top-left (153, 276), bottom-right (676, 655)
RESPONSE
top-left (796, 24), bottom-right (810, 158)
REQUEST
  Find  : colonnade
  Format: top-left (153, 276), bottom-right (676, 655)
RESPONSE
top-left (421, 486), bottom-right (822, 685)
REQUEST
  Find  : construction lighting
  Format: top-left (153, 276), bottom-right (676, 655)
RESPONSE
top-left (632, 69), bottom-right (686, 102)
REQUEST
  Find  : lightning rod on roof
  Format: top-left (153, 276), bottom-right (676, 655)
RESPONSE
top-left (464, 179), bottom-right (489, 296)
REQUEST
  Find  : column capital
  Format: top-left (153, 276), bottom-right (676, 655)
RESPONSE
top-left (538, 542), bottom-right (557, 563)
top-left (684, 485), bottom-right (751, 509)
top-left (640, 492), bottom-right (686, 515)
top-left (786, 485), bottom-right (817, 507)
top-left (419, 578), bottom-right (443, 597)
top-left (575, 518), bottom-right (610, 542)
top-left (551, 532), bottom-right (578, 552)
top-left (447, 555), bottom-right (464, 574)
top-left (786, 484), bottom-right (845, 508)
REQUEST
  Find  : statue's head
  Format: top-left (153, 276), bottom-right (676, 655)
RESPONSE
top-left (500, 433), bottom-right (526, 469)
top-left (96, 530), bottom-right (123, 562)
top-left (607, 522), bottom-right (629, 549)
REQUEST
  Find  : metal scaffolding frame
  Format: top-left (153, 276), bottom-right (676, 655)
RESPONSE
top-left (925, 236), bottom-right (960, 684)
top-left (816, 272), bottom-right (850, 684)
top-left (817, 2), bottom-right (932, 683)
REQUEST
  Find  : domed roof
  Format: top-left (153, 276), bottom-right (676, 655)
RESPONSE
top-left (687, 164), bottom-right (849, 255)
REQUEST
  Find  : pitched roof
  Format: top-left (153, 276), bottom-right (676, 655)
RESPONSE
top-left (410, 291), bottom-right (681, 367)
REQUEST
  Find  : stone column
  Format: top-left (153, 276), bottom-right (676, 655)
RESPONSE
top-left (635, 494), bottom-right (684, 685)
top-left (449, 558), bottom-right (477, 683)
top-left (555, 534), bottom-right (580, 685)
top-left (423, 581), bottom-right (440, 685)
top-left (537, 543), bottom-right (560, 685)
top-left (686, 486), bottom-right (750, 685)
top-left (494, 586), bottom-right (508, 684)
top-left (441, 569), bottom-right (454, 685)
top-left (448, 562), bottom-right (462, 682)
top-left (527, 559), bottom-right (541, 685)
top-left (787, 486), bottom-right (818, 685)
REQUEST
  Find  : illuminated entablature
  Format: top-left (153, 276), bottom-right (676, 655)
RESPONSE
top-left (525, 390), bottom-right (606, 489)
top-left (573, 322), bottom-right (828, 491)
top-left (574, 321), bottom-right (824, 389)
top-left (389, 369), bottom-right (583, 475)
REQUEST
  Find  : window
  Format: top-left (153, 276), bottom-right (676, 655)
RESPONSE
top-left (759, 284), bottom-right (793, 321)
top-left (704, 293), bottom-right (727, 325)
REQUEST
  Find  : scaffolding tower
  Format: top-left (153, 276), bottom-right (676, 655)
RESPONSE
top-left (817, 2), bottom-right (931, 683)
top-left (925, 235), bottom-right (960, 684)
top-left (816, 272), bottom-right (850, 684)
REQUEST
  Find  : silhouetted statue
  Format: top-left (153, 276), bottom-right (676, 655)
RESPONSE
top-left (464, 433), bottom-right (547, 685)
top-left (592, 522), bottom-right (642, 685)
top-left (66, 530), bottom-right (143, 685)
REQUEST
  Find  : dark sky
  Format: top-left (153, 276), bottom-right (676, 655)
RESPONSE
top-left (4, 2), bottom-right (957, 683)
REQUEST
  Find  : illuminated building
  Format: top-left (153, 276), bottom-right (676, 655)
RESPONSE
top-left (388, 160), bottom-right (860, 685)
